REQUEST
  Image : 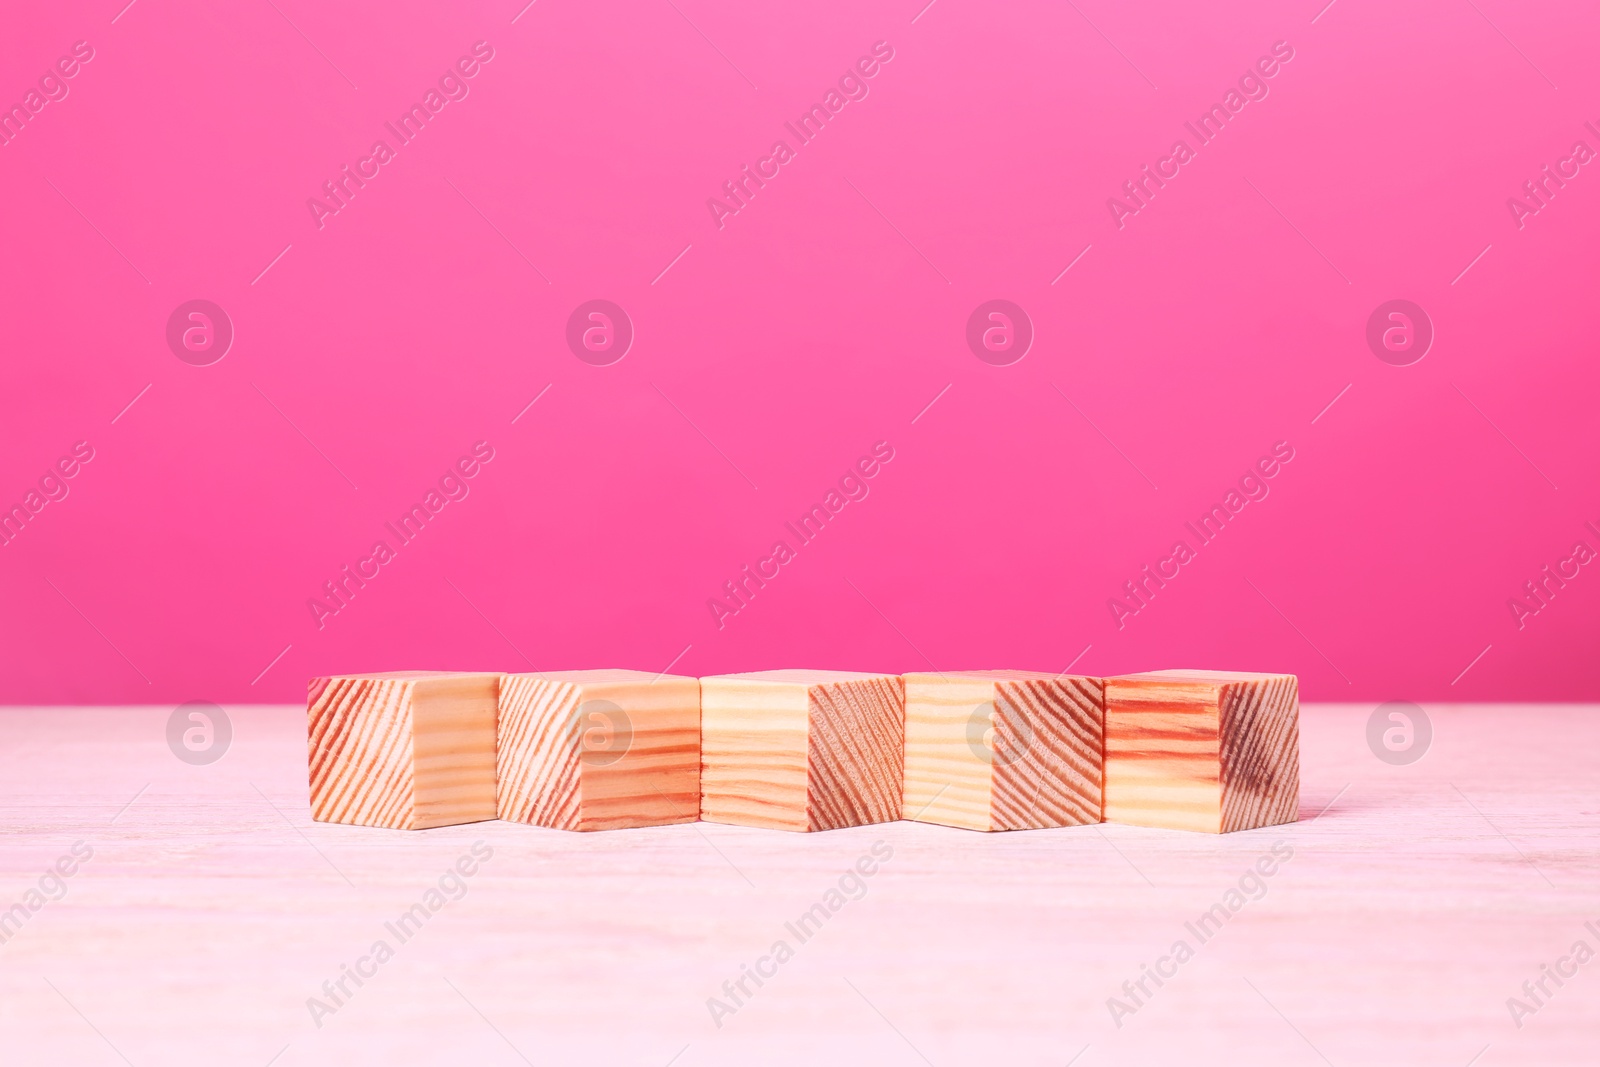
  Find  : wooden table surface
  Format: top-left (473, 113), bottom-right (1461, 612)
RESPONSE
top-left (1, 704), bottom-right (1595, 1066)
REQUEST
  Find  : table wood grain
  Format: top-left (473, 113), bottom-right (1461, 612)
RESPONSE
top-left (0, 704), bottom-right (1595, 1066)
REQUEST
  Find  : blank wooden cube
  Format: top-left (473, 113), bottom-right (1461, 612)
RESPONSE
top-left (307, 671), bottom-right (499, 830)
top-left (700, 670), bottom-right (904, 832)
top-left (497, 669), bottom-right (700, 831)
top-left (1104, 670), bottom-right (1299, 833)
top-left (903, 671), bottom-right (1104, 831)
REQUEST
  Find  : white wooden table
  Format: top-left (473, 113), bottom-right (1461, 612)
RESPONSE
top-left (0, 704), bottom-right (1594, 1066)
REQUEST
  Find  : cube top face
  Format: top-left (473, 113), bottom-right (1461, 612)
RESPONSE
top-left (708, 668), bottom-right (894, 686)
top-left (308, 672), bottom-right (498, 831)
top-left (316, 670), bottom-right (434, 684)
top-left (903, 673), bottom-right (1104, 832)
top-left (497, 672), bottom-right (701, 831)
top-left (1104, 671), bottom-right (1298, 833)
top-left (308, 669), bottom-right (496, 703)
top-left (503, 668), bottom-right (692, 687)
top-left (316, 669), bottom-right (497, 682)
top-left (1114, 669), bottom-right (1296, 687)
top-left (903, 669), bottom-right (1063, 684)
top-left (700, 672), bottom-right (903, 832)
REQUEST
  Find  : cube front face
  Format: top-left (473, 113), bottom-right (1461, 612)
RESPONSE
top-left (991, 676), bottom-right (1105, 830)
top-left (903, 674), bottom-right (997, 830)
top-left (700, 675), bottom-right (810, 831)
top-left (496, 676), bottom-right (583, 829)
top-left (805, 676), bottom-right (904, 831)
top-left (309, 671), bottom-right (499, 830)
top-left (700, 670), bottom-right (903, 832)
top-left (573, 672), bottom-right (701, 831)
top-left (1104, 670), bottom-right (1297, 834)
top-left (903, 672), bottom-right (1104, 832)
top-left (1217, 674), bottom-right (1299, 833)
top-left (497, 670), bottom-right (701, 831)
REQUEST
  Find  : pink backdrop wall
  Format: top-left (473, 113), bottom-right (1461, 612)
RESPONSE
top-left (2, 0), bottom-right (1596, 705)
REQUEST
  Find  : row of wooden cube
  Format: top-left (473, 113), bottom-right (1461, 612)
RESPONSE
top-left (307, 668), bottom-right (1299, 835)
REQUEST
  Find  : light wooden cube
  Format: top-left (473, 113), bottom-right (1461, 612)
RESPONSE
top-left (700, 670), bottom-right (904, 832)
top-left (903, 671), bottom-right (1104, 831)
top-left (1104, 669), bottom-right (1299, 833)
top-left (307, 671), bottom-right (499, 830)
top-left (497, 669), bottom-right (700, 831)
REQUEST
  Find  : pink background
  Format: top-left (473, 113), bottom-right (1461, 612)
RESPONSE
top-left (1, 0), bottom-right (1596, 705)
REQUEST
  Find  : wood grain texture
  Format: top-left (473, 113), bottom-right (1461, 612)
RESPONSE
top-left (991, 676), bottom-right (1105, 830)
top-left (495, 676), bottom-right (582, 829)
top-left (3, 704), bottom-right (1597, 1065)
top-left (307, 671), bottom-right (498, 830)
top-left (1105, 669), bottom-right (1298, 833)
top-left (807, 675), bottom-right (905, 831)
top-left (701, 669), bottom-right (903, 832)
top-left (497, 669), bottom-right (699, 831)
top-left (903, 671), bottom-right (1104, 831)
top-left (902, 673), bottom-right (995, 829)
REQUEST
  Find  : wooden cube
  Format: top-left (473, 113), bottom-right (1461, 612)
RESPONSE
top-left (903, 671), bottom-right (1104, 831)
top-left (700, 670), bottom-right (904, 832)
top-left (497, 669), bottom-right (700, 831)
top-left (307, 671), bottom-right (499, 830)
top-left (1104, 670), bottom-right (1299, 833)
